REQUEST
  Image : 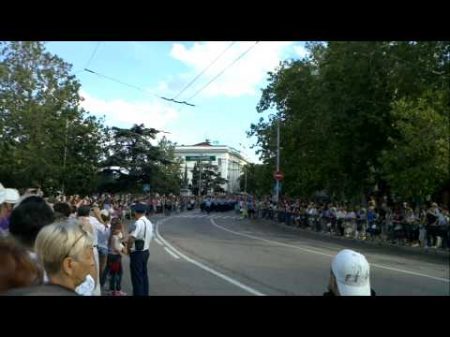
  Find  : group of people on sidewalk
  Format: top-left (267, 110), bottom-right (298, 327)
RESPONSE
top-left (0, 183), bottom-right (154, 296)
top-left (229, 195), bottom-right (449, 250)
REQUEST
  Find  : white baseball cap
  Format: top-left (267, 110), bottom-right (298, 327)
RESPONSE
top-left (0, 183), bottom-right (20, 205)
top-left (331, 249), bottom-right (371, 296)
top-left (4, 188), bottom-right (20, 204)
top-left (0, 189), bottom-right (5, 204)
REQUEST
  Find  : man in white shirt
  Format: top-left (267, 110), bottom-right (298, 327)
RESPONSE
top-left (127, 203), bottom-right (153, 296)
top-left (76, 206), bottom-right (104, 296)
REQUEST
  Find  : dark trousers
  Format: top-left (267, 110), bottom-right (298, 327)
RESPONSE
top-left (108, 254), bottom-right (123, 291)
top-left (100, 263), bottom-right (109, 288)
top-left (426, 226), bottom-right (438, 247)
top-left (130, 250), bottom-right (150, 296)
top-left (437, 227), bottom-right (449, 249)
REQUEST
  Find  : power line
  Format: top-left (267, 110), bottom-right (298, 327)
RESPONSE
top-left (85, 42), bottom-right (101, 69)
top-left (73, 42), bottom-right (102, 76)
top-left (172, 41), bottom-right (236, 100)
top-left (84, 68), bottom-right (161, 97)
top-left (84, 68), bottom-right (196, 107)
top-left (161, 96), bottom-right (196, 107)
top-left (186, 41), bottom-right (260, 101)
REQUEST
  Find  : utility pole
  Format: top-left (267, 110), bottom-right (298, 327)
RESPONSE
top-left (198, 160), bottom-right (202, 197)
top-left (62, 118), bottom-right (69, 195)
top-left (239, 143), bottom-right (248, 194)
top-left (208, 158), bottom-right (212, 195)
top-left (244, 165), bottom-right (247, 193)
top-left (184, 162), bottom-right (188, 188)
top-left (275, 118), bottom-right (280, 203)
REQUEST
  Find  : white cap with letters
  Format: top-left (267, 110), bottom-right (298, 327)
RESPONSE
top-left (331, 249), bottom-right (371, 296)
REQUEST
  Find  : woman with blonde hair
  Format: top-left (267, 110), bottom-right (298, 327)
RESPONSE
top-left (6, 221), bottom-right (96, 295)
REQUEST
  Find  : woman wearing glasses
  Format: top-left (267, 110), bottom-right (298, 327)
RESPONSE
top-left (5, 221), bottom-right (96, 295)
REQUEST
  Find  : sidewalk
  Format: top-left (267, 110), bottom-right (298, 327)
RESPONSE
top-left (252, 216), bottom-right (450, 259)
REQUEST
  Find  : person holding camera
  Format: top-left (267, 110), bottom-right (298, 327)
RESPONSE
top-left (126, 203), bottom-right (153, 296)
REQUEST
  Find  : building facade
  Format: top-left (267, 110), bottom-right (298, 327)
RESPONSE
top-left (174, 141), bottom-right (250, 194)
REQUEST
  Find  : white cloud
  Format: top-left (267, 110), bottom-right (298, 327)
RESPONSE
top-left (168, 41), bottom-right (296, 99)
top-left (79, 90), bottom-right (179, 132)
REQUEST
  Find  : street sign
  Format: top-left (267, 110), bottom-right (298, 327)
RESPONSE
top-left (185, 156), bottom-right (216, 161)
top-left (274, 171), bottom-right (284, 181)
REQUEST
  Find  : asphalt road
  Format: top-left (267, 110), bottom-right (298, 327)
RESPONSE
top-left (116, 210), bottom-right (449, 296)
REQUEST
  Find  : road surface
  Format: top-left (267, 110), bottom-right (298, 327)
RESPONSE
top-left (115, 210), bottom-right (449, 296)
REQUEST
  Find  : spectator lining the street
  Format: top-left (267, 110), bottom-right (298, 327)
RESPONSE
top-left (76, 206), bottom-right (102, 295)
top-left (107, 217), bottom-right (127, 296)
top-left (0, 184), bottom-right (20, 235)
top-left (53, 202), bottom-right (72, 221)
top-left (6, 222), bottom-right (95, 296)
top-left (98, 209), bottom-right (111, 289)
top-left (425, 202), bottom-right (440, 248)
top-left (0, 237), bottom-right (43, 294)
top-left (324, 249), bottom-right (375, 296)
top-left (9, 196), bottom-right (55, 256)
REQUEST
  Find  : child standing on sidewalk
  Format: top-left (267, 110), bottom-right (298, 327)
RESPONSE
top-left (107, 217), bottom-right (127, 296)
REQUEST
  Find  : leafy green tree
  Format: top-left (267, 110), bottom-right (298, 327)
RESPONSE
top-left (379, 90), bottom-right (449, 202)
top-left (0, 41), bottom-right (105, 194)
top-left (249, 41), bottom-right (450, 204)
top-left (150, 136), bottom-right (182, 194)
top-left (101, 123), bottom-right (161, 192)
top-left (190, 161), bottom-right (227, 195)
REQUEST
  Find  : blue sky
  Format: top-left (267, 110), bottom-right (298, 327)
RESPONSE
top-left (45, 41), bottom-right (308, 163)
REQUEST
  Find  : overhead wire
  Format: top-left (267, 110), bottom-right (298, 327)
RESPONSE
top-left (172, 41), bottom-right (236, 100)
top-left (186, 41), bottom-right (260, 101)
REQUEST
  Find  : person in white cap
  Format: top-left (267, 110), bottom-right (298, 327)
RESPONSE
top-left (324, 249), bottom-right (376, 296)
top-left (0, 183), bottom-right (21, 234)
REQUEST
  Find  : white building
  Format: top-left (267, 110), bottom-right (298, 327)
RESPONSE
top-left (174, 141), bottom-right (250, 193)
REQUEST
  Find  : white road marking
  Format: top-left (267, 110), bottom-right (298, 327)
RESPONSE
top-left (210, 218), bottom-right (450, 283)
top-left (155, 238), bottom-right (163, 246)
top-left (164, 247), bottom-right (180, 259)
top-left (155, 219), bottom-right (265, 296)
top-left (369, 263), bottom-right (449, 282)
top-left (211, 218), bottom-right (334, 258)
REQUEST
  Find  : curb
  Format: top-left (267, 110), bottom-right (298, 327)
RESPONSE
top-left (254, 217), bottom-right (450, 258)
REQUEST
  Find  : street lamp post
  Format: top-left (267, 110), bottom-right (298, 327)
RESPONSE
top-left (198, 160), bottom-right (202, 197)
top-left (244, 165), bottom-right (247, 193)
top-left (239, 143), bottom-right (248, 194)
top-left (275, 118), bottom-right (280, 203)
top-left (61, 118), bottom-right (69, 195)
